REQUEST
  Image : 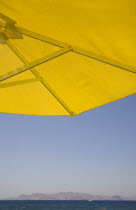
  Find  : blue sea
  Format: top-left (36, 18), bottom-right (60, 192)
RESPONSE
top-left (0, 200), bottom-right (136, 210)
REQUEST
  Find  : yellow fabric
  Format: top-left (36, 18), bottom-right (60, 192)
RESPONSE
top-left (0, 0), bottom-right (136, 116)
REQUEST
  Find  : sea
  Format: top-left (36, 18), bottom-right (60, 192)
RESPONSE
top-left (0, 200), bottom-right (136, 210)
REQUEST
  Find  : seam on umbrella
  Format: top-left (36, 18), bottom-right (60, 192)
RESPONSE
top-left (73, 47), bottom-right (136, 75)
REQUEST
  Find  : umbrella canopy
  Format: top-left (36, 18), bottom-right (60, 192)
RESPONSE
top-left (0, 0), bottom-right (136, 116)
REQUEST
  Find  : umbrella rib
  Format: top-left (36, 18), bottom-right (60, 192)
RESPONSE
top-left (0, 15), bottom-right (135, 116)
top-left (0, 78), bottom-right (40, 88)
top-left (0, 20), bottom-right (136, 74)
top-left (0, 20), bottom-right (69, 48)
top-left (2, 35), bottom-right (43, 80)
top-left (0, 19), bottom-right (136, 74)
top-left (0, 13), bottom-right (16, 25)
top-left (0, 47), bottom-right (72, 82)
top-left (1, 37), bottom-right (75, 116)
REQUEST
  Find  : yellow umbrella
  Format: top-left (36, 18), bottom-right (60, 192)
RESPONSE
top-left (0, 0), bottom-right (136, 116)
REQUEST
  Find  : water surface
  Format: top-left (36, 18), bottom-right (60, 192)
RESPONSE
top-left (0, 200), bottom-right (136, 210)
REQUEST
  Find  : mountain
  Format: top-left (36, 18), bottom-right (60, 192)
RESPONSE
top-left (4, 192), bottom-right (124, 200)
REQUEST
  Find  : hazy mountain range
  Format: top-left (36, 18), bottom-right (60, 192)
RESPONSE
top-left (3, 192), bottom-right (136, 201)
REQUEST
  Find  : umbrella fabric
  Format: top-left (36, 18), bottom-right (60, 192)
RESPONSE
top-left (0, 0), bottom-right (136, 116)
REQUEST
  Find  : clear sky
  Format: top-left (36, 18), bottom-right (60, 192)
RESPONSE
top-left (0, 94), bottom-right (136, 199)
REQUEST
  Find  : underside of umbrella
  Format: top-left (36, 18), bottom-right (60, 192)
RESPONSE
top-left (0, 0), bottom-right (136, 116)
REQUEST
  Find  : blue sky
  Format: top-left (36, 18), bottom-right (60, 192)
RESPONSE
top-left (0, 94), bottom-right (136, 199)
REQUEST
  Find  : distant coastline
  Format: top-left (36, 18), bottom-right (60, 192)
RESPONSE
top-left (2, 192), bottom-right (136, 201)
